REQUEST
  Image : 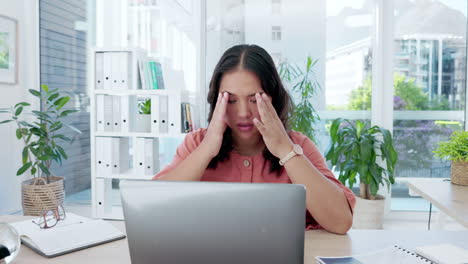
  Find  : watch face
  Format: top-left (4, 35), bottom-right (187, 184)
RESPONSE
top-left (293, 144), bottom-right (303, 155)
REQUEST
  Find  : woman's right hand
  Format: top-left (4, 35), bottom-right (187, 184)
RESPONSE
top-left (201, 92), bottom-right (229, 158)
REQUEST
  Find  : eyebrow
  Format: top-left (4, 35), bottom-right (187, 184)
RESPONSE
top-left (225, 92), bottom-right (264, 97)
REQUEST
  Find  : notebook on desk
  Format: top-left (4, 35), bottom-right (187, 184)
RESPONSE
top-left (10, 213), bottom-right (125, 258)
top-left (316, 244), bottom-right (468, 264)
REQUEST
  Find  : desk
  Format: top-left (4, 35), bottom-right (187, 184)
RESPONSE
top-left (406, 178), bottom-right (468, 228)
top-left (2, 215), bottom-right (468, 264)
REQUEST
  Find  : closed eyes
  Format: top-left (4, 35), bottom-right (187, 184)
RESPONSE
top-left (228, 99), bottom-right (257, 104)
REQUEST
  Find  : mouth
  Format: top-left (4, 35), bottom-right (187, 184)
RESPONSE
top-left (237, 123), bottom-right (254, 132)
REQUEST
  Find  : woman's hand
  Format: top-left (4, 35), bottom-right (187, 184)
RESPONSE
top-left (253, 92), bottom-right (294, 159)
top-left (201, 92), bottom-right (229, 158)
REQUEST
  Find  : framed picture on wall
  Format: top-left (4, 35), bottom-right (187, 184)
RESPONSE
top-left (0, 14), bottom-right (18, 84)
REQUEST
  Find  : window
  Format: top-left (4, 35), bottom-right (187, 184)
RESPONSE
top-left (40, 0), bottom-right (90, 197)
top-left (391, 0), bottom-right (466, 209)
top-left (272, 26), bottom-right (281, 41)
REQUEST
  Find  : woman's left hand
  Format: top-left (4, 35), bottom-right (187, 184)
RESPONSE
top-left (253, 92), bottom-right (294, 159)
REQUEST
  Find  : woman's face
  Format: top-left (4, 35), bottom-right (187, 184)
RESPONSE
top-left (219, 69), bottom-right (270, 144)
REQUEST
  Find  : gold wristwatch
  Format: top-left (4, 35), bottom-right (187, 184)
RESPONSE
top-left (279, 144), bottom-right (303, 166)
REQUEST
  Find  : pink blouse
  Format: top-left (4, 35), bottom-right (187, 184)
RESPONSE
top-left (153, 128), bottom-right (356, 230)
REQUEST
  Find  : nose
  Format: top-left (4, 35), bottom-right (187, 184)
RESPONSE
top-left (236, 100), bottom-right (252, 119)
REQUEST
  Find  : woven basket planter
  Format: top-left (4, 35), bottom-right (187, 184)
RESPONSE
top-left (352, 195), bottom-right (385, 229)
top-left (21, 176), bottom-right (65, 216)
top-left (451, 161), bottom-right (468, 186)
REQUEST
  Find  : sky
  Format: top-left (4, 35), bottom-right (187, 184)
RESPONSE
top-left (327, 0), bottom-right (467, 17)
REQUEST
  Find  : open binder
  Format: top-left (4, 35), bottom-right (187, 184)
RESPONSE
top-left (10, 213), bottom-right (125, 258)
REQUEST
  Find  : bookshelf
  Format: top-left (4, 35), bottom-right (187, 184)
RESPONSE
top-left (89, 47), bottom-right (195, 219)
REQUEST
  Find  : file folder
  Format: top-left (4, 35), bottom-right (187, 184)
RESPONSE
top-left (96, 95), bottom-right (105, 132)
top-left (95, 52), bottom-right (104, 90)
top-left (103, 95), bottom-right (113, 132)
top-left (103, 52), bottom-right (113, 90)
top-left (144, 138), bottom-right (159, 176)
top-left (159, 95), bottom-right (168, 133)
top-left (133, 137), bottom-right (145, 178)
top-left (168, 93), bottom-right (181, 134)
top-left (112, 96), bottom-right (121, 132)
top-left (111, 137), bottom-right (129, 175)
top-left (150, 95), bottom-right (160, 134)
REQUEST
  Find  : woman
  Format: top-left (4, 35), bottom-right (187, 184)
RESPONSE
top-left (153, 44), bottom-right (355, 234)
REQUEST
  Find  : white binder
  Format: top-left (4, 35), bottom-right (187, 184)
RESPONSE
top-left (103, 52), bottom-right (113, 90)
top-left (104, 95), bottom-right (113, 132)
top-left (111, 52), bottom-right (121, 90)
top-left (103, 137), bottom-right (113, 177)
top-left (111, 137), bottom-right (129, 175)
top-left (119, 52), bottom-right (130, 90)
top-left (168, 93), bottom-right (181, 134)
top-left (95, 52), bottom-right (104, 90)
top-left (159, 95), bottom-right (168, 133)
top-left (95, 178), bottom-right (113, 216)
top-left (144, 138), bottom-right (159, 176)
top-left (121, 96), bottom-right (129, 133)
top-left (112, 96), bottom-right (121, 132)
top-left (133, 137), bottom-right (145, 178)
top-left (96, 95), bottom-right (105, 132)
top-left (150, 95), bottom-right (160, 134)
top-left (95, 137), bottom-right (105, 177)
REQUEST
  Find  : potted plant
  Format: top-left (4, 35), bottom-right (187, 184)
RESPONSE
top-left (278, 56), bottom-right (320, 142)
top-left (433, 131), bottom-right (468, 185)
top-left (325, 118), bottom-right (397, 229)
top-left (0, 85), bottom-right (81, 216)
top-left (135, 98), bottom-right (151, 132)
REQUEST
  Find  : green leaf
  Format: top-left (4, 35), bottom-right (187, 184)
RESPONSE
top-left (41, 84), bottom-right (49, 92)
top-left (52, 134), bottom-right (72, 142)
top-left (38, 155), bottom-right (50, 161)
top-left (14, 107), bottom-right (23, 116)
top-left (66, 124), bottom-right (81, 134)
top-left (59, 109), bottom-right (79, 117)
top-left (22, 147), bottom-right (29, 164)
top-left (57, 145), bottom-right (68, 159)
top-left (38, 163), bottom-right (51, 176)
top-left (0, 120), bottom-right (13, 124)
top-left (54, 96), bottom-right (70, 111)
top-left (29, 89), bottom-right (41, 97)
top-left (31, 167), bottom-right (37, 176)
top-left (17, 162), bottom-right (32, 176)
top-left (48, 93), bottom-right (59, 102)
top-left (16, 128), bottom-right (22, 139)
top-left (14, 102), bottom-right (30, 108)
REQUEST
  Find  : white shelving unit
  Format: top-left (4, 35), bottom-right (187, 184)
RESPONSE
top-left (89, 47), bottom-right (187, 219)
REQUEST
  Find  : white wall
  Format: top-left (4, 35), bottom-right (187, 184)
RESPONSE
top-left (0, 0), bottom-right (39, 214)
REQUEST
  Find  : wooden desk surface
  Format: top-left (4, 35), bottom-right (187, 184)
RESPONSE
top-left (406, 178), bottom-right (468, 228)
top-left (2, 215), bottom-right (468, 264)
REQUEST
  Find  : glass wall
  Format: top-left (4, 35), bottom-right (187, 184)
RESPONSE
top-left (391, 0), bottom-right (467, 207)
top-left (40, 0), bottom-right (91, 196)
top-left (205, 0), bottom-right (467, 211)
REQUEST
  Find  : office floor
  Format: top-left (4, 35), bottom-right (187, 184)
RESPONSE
top-left (62, 188), bottom-right (467, 231)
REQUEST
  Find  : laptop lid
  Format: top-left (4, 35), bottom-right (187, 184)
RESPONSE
top-left (120, 180), bottom-right (306, 264)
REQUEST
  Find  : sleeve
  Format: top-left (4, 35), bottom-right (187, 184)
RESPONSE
top-left (292, 132), bottom-right (356, 230)
top-left (152, 129), bottom-right (205, 180)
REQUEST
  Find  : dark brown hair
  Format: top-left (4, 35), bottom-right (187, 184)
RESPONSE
top-left (206, 44), bottom-right (293, 174)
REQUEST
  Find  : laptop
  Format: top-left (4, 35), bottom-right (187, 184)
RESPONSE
top-left (120, 180), bottom-right (306, 264)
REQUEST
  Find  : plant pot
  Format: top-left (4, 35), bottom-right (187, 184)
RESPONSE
top-left (135, 114), bottom-right (151, 133)
top-left (352, 195), bottom-right (385, 229)
top-left (451, 161), bottom-right (468, 186)
top-left (21, 176), bottom-right (65, 216)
